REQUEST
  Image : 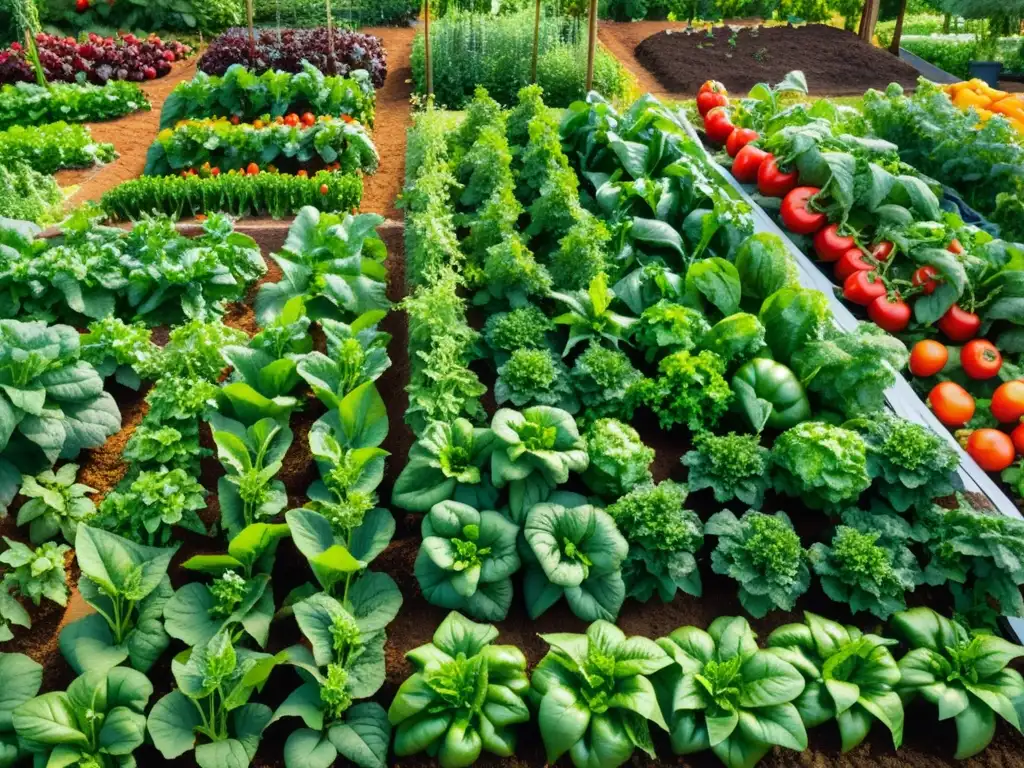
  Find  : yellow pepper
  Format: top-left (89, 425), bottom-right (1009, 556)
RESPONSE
top-left (954, 88), bottom-right (994, 110)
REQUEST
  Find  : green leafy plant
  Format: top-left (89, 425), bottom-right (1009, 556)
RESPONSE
top-left (147, 629), bottom-right (280, 768)
top-left (632, 300), bottom-right (710, 363)
top-left (495, 348), bottom-right (577, 412)
top-left (415, 500), bottom-right (520, 621)
top-left (653, 615), bottom-right (808, 768)
top-left (489, 407), bottom-right (588, 496)
top-left (734, 232), bottom-right (800, 308)
top-left (298, 312), bottom-right (392, 411)
top-left (705, 509), bottom-right (810, 618)
top-left (551, 272), bottom-right (637, 356)
top-left (59, 525), bottom-right (176, 675)
top-left (0, 652), bottom-right (42, 768)
top-left (96, 466), bottom-right (207, 546)
top-left (606, 480), bottom-right (703, 603)
top-left (891, 607), bottom-right (1024, 759)
top-left (122, 422), bottom-right (206, 475)
top-left (771, 422), bottom-right (871, 510)
top-left (137, 319), bottom-right (246, 382)
top-left (581, 418), bottom-right (653, 499)
top-left (522, 495), bottom-right (629, 621)
top-left (629, 349), bottom-right (733, 432)
top-left (570, 342), bottom-right (643, 422)
top-left (682, 432), bottom-right (771, 507)
top-left (0, 79), bottom-right (148, 130)
top-left (483, 305), bottom-right (554, 358)
top-left (80, 317), bottom-right (156, 390)
top-left (389, 611), bottom-right (530, 767)
top-left (0, 538), bottom-right (69, 608)
top-left (12, 667), bottom-right (152, 768)
top-left (699, 313), bottom-right (768, 369)
top-left (531, 620), bottom-right (671, 768)
top-left (0, 161), bottom-right (64, 225)
top-left (272, 591), bottom-right (393, 768)
top-left (809, 526), bottom-right (921, 620)
top-left (0, 120), bottom-right (115, 174)
top-left (477, 235), bottom-right (552, 309)
top-left (757, 286), bottom-right (832, 363)
top-left (14, 463), bottom-right (95, 544)
top-left (766, 611), bottom-right (904, 752)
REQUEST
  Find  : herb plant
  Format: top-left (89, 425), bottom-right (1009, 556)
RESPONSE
top-left (770, 422), bottom-right (871, 510)
top-left (389, 612), bottom-right (530, 767)
top-left (532, 621), bottom-right (671, 768)
top-left (581, 418), bottom-right (654, 499)
top-left (891, 607), bottom-right (1024, 759)
top-left (415, 500), bottom-right (521, 621)
top-left (682, 431), bottom-right (771, 507)
top-left (15, 463), bottom-right (96, 544)
top-left (654, 616), bottom-right (808, 768)
top-left (0, 538), bottom-right (70, 608)
top-left (0, 652), bottom-right (42, 767)
top-left (766, 612), bottom-right (904, 752)
top-left (705, 509), bottom-right (810, 618)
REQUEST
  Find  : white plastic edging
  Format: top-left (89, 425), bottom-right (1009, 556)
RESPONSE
top-left (676, 110), bottom-right (1024, 640)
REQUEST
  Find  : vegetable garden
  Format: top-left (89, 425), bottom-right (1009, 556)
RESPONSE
top-left (3, 1), bottom-right (1024, 768)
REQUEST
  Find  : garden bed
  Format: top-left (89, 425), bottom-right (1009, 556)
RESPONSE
top-left (634, 24), bottom-right (921, 95)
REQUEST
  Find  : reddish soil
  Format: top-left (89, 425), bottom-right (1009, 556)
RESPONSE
top-left (633, 23), bottom-right (922, 96)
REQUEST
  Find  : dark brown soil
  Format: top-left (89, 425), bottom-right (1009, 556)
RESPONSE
top-left (634, 23), bottom-right (922, 96)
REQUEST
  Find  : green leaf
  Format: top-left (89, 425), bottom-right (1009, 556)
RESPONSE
top-left (538, 686), bottom-right (590, 762)
top-left (11, 692), bottom-right (85, 747)
top-left (195, 739), bottom-right (250, 768)
top-left (147, 691), bottom-right (201, 759)
top-left (0, 653), bottom-right (42, 730)
top-left (328, 703), bottom-right (391, 768)
top-left (686, 258), bottom-right (741, 318)
top-left (284, 729), bottom-right (337, 768)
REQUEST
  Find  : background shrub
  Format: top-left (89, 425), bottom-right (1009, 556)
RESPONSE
top-left (253, 0), bottom-right (419, 27)
top-left (38, 0), bottom-right (242, 35)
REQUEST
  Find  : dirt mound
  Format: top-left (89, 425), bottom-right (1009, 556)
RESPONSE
top-left (634, 23), bottom-right (922, 96)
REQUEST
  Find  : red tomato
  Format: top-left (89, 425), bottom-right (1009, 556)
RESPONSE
top-left (698, 80), bottom-right (728, 96)
top-left (813, 224), bottom-right (855, 263)
top-left (731, 145), bottom-right (769, 183)
top-left (1012, 423), bottom-right (1024, 455)
top-left (961, 339), bottom-right (1002, 380)
top-left (870, 240), bottom-right (894, 261)
top-left (297, 169), bottom-right (308, 178)
top-left (697, 90), bottom-right (728, 117)
top-left (725, 128), bottom-right (759, 158)
top-left (780, 187), bottom-right (826, 234)
top-left (966, 429), bottom-right (1016, 472)
top-left (301, 112), bottom-right (316, 126)
top-left (843, 270), bottom-right (886, 306)
top-left (757, 154), bottom-right (799, 198)
top-left (284, 113), bottom-right (300, 127)
top-left (320, 184), bottom-right (329, 195)
top-left (929, 381), bottom-right (976, 427)
top-left (909, 339), bottom-right (948, 377)
top-left (74, 0), bottom-right (89, 11)
top-left (937, 304), bottom-right (981, 342)
top-left (991, 381), bottom-right (1024, 423)
top-left (230, 115), bottom-right (240, 125)
top-left (834, 248), bottom-right (872, 282)
top-left (210, 167), bottom-right (220, 176)
top-left (912, 265), bottom-right (940, 295)
top-left (704, 107), bottom-right (735, 144)
top-left (246, 162), bottom-right (259, 175)
top-left (868, 294), bottom-right (911, 332)
top-left (947, 238), bottom-right (964, 254)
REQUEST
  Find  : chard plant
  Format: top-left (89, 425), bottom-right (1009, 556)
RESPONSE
top-left (13, 667), bottom-right (153, 768)
top-left (391, 418), bottom-right (497, 513)
top-left (297, 312), bottom-right (392, 411)
top-left (681, 431), bottom-right (771, 508)
top-left (531, 620), bottom-right (671, 768)
top-left (389, 611), bottom-right (530, 768)
top-left (15, 463), bottom-right (96, 544)
top-left (551, 272), bottom-right (637, 355)
top-left (147, 630), bottom-right (281, 768)
top-left (892, 607), bottom-right (1024, 759)
top-left (210, 414), bottom-right (293, 539)
top-left (705, 509), bottom-right (810, 618)
top-left (272, 592), bottom-right (396, 768)
top-left (59, 525), bottom-right (176, 675)
top-left (0, 652), bottom-right (42, 767)
top-left (415, 500), bottom-right (521, 621)
top-left (654, 616), bottom-right (808, 768)
top-left (767, 612), bottom-right (904, 752)
top-left (163, 523), bottom-right (291, 650)
top-left (522, 494), bottom-right (629, 621)
top-left (0, 538), bottom-right (70, 608)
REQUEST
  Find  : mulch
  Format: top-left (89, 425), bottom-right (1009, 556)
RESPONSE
top-left (633, 23), bottom-right (923, 96)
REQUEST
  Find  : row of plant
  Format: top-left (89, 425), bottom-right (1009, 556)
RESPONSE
top-left (159, 61), bottom-right (376, 129)
top-left (198, 27), bottom-right (387, 89)
top-left (0, 119), bottom-right (114, 172)
top-left (695, 73), bottom-right (1024, 500)
top-left (0, 31), bottom-right (191, 85)
top-left (0, 78), bottom-right (147, 130)
top-left (251, 0), bottom-right (420, 27)
top-left (37, 0), bottom-right (242, 38)
top-left (0, 161), bottom-right (64, 222)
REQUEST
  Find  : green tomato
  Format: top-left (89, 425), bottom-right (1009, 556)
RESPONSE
top-left (732, 358), bottom-right (811, 430)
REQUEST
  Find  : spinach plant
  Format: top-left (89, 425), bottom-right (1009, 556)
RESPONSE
top-left (13, 667), bottom-right (152, 768)
top-left (15, 463), bottom-right (96, 544)
top-left (0, 652), bottom-right (41, 768)
top-left (891, 607), bottom-right (1024, 759)
top-left (0, 538), bottom-right (70, 607)
top-left (210, 414), bottom-right (293, 539)
top-left (415, 500), bottom-right (520, 621)
top-left (59, 525), bottom-right (176, 675)
top-left (147, 630), bottom-right (281, 768)
top-left (389, 611), bottom-right (530, 768)
top-left (654, 616), bottom-right (808, 768)
top-left (767, 612), bottom-right (904, 752)
top-left (551, 272), bottom-right (637, 355)
top-left (532, 620), bottom-right (671, 768)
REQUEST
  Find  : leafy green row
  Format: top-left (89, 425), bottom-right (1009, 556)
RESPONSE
top-left (0, 161), bottom-right (64, 225)
top-left (0, 121), bottom-right (116, 174)
top-left (0, 80), bottom-right (149, 131)
top-left (388, 608), bottom-right (1024, 768)
top-left (160, 63), bottom-right (376, 129)
top-left (100, 169), bottom-right (363, 221)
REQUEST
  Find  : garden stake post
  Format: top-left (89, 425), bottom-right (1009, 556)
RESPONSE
top-left (531, 0), bottom-right (541, 83)
top-left (246, 0), bottom-right (257, 69)
top-left (889, 0), bottom-right (908, 53)
top-left (585, 0), bottom-right (597, 91)
top-left (325, 0), bottom-right (336, 75)
top-left (425, 0), bottom-right (433, 97)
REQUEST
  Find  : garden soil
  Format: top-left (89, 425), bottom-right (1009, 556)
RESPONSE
top-left (633, 23), bottom-right (922, 96)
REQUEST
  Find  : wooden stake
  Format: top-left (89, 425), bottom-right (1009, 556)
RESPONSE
top-left (585, 0), bottom-right (597, 92)
top-left (246, 0), bottom-right (256, 68)
top-left (325, 0), bottom-right (335, 75)
top-left (858, 0), bottom-right (880, 43)
top-left (889, 0), bottom-right (907, 54)
top-left (531, 0), bottom-right (540, 83)
top-left (425, 0), bottom-right (433, 97)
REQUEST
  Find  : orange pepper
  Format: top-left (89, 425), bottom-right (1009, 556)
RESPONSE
top-left (1008, 116), bottom-right (1024, 135)
top-left (954, 88), bottom-right (993, 111)
top-left (991, 96), bottom-right (1024, 120)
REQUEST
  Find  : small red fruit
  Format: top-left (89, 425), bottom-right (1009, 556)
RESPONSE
top-left (284, 113), bottom-right (300, 127)
top-left (834, 248), bottom-right (872, 282)
top-left (301, 112), bottom-right (316, 127)
top-left (868, 294), bottom-right (911, 332)
top-left (246, 162), bottom-right (259, 175)
top-left (703, 107), bottom-right (735, 144)
top-left (961, 339), bottom-right (1002, 380)
top-left (937, 304), bottom-right (981, 342)
top-left (725, 128), bottom-right (758, 158)
top-left (912, 265), bottom-right (940, 295)
top-left (813, 224), bottom-right (855, 263)
top-left (143, 66), bottom-right (156, 79)
top-left (991, 381), bottom-right (1024, 424)
top-left (1012, 423), bottom-right (1024, 455)
top-left (947, 238), bottom-right (964, 254)
top-left (966, 429), bottom-right (1016, 472)
top-left (909, 339), bottom-right (948, 377)
top-left (320, 184), bottom-right (329, 195)
top-left (929, 381), bottom-right (976, 427)
top-left (870, 240), bottom-right (894, 261)
top-left (843, 270), bottom-right (886, 306)
top-left (731, 144), bottom-right (769, 183)
top-left (780, 186), bottom-right (826, 235)
top-left (757, 154), bottom-right (799, 197)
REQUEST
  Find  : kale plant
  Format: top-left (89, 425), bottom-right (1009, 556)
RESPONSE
top-left (15, 463), bottom-right (96, 544)
top-left (629, 349), bottom-right (733, 432)
top-left (122, 422), bottom-right (206, 474)
top-left (682, 431), bottom-right (771, 507)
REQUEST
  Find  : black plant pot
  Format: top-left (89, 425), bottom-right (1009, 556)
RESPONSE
top-left (968, 60), bottom-right (1003, 87)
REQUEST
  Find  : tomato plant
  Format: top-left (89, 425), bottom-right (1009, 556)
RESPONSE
top-left (843, 270), bottom-right (886, 306)
top-left (731, 145), bottom-right (768, 182)
top-left (937, 304), bottom-right (980, 342)
top-left (960, 339), bottom-right (1002, 380)
top-left (929, 381), bottom-right (975, 426)
top-left (780, 186), bottom-right (826, 234)
top-left (909, 340), bottom-right (948, 377)
top-left (966, 429), bottom-right (1016, 471)
top-left (991, 380), bottom-right (1024, 423)
top-left (868, 295), bottom-right (911, 332)
top-left (812, 224), bottom-right (854, 263)
top-left (757, 154), bottom-right (799, 197)
top-left (1012, 423), bottom-right (1024, 454)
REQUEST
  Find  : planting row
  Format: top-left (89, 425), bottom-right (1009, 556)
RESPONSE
top-left (695, 73), bottom-right (1024, 504)
top-left (0, 79), bottom-right (148, 131)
